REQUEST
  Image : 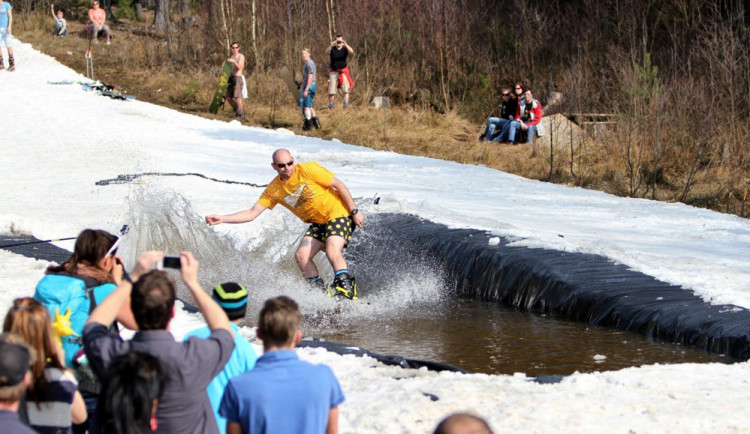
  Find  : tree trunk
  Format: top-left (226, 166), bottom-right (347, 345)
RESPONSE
top-left (153, 0), bottom-right (170, 33)
top-left (133, 0), bottom-right (145, 21)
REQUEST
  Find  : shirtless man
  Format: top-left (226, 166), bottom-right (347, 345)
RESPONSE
top-left (205, 149), bottom-right (365, 300)
top-left (226, 42), bottom-right (246, 118)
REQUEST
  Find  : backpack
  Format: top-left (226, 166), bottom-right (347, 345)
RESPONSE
top-left (33, 273), bottom-right (116, 368)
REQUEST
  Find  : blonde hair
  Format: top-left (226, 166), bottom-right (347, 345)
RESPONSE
top-left (3, 298), bottom-right (63, 406)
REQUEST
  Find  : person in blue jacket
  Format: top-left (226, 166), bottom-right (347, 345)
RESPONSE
top-left (34, 228), bottom-right (137, 434)
top-left (183, 282), bottom-right (257, 434)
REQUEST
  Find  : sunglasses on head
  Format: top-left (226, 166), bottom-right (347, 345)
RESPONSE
top-left (104, 237), bottom-right (120, 258)
top-left (275, 160), bottom-right (294, 168)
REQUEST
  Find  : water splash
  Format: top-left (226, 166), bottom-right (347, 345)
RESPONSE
top-left (119, 188), bottom-right (451, 332)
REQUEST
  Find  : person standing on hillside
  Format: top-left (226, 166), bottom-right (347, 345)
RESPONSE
top-left (87, 1), bottom-right (111, 44)
top-left (483, 88), bottom-right (517, 142)
top-left (225, 42), bottom-right (247, 118)
top-left (325, 34), bottom-right (355, 109)
top-left (0, 0), bottom-right (14, 71)
top-left (507, 88), bottom-right (543, 144)
top-left (205, 148), bottom-right (365, 300)
top-left (299, 48), bottom-right (321, 130)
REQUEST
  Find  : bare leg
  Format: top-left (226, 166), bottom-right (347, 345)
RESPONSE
top-left (343, 93), bottom-right (349, 104)
top-left (226, 98), bottom-right (238, 111)
top-left (324, 236), bottom-right (348, 271)
top-left (295, 236), bottom-right (325, 278)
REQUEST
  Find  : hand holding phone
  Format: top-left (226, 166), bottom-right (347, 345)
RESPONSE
top-left (159, 256), bottom-right (182, 269)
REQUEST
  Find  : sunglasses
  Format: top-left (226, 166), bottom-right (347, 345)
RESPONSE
top-left (502, 93), bottom-right (511, 96)
top-left (104, 237), bottom-right (121, 258)
top-left (104, 225), bottom-right (130, 259)
top-left (275, 160), bottom-right (294, 168)
top-left (231, 46), bottom-right (239, 49)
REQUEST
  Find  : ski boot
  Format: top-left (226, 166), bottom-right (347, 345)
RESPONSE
top-left (312, 117), bottom-right (321, 129)
top-left (328, 272), bottom-right (357, 300)
top-left (306, 276), bottom-right (326, 292)
top-left (302, 119), bottom-right (312, 131)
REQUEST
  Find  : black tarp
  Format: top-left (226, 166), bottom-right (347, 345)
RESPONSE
top-left (354, 214), bottom-right (750, 360)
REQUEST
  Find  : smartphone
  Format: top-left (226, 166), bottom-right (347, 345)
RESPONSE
top-left (160, 256), bottom-right (182, 269)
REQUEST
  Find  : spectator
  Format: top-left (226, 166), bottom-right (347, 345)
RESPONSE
top-left (83, 251), bottom-right (235, 434)
top-left (0, 333), bottom-right (36, 434)
top-left (325, 34), bottom-right (354, 109)
top-left (219, 296), bottom-right (344, 434)
top-left (51, 4), bottom-right (67, 37)
top-left (87, 1), bottom-right (111, 44)
top-left (0, 0), bottom-right (14, 71)
top-left (183, 282), bottom-right (257, 434)
top-left (299, 48), bottom-right (321, 130)
top-left (99, 352), bottom-right (167, 434)
top-left (513, 81), bottom-right (525, 105)
top-left (507, 88), bottom-right (543, 144)
top-left (433, 413), bottom-right (493, 434)
top-left (3, 298), bottom-right (87, 433)
top-left (483, 87), bottom-right (517, 142)
top-left (33, 228), bottom-right (137, 434)
top-left (225, 42), bottom-right (247, 118)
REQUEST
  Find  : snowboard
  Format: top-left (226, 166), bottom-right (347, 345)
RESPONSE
top-left (209, 61), bottom-right (234, 114)
top-left (280, 65), bottom-right (301, 104)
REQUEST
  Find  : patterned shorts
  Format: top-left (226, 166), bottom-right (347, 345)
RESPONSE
top-left (305, 216), bottom-right (356, 248)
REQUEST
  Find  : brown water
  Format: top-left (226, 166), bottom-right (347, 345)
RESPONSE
top-left (307, 298), bottom-right (734, 376)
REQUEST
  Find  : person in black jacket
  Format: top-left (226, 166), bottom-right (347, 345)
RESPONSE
top-left (483, 88), bottom-right (517, 142)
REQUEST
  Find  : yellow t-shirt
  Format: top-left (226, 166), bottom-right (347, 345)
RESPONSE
top-left (257, 162), bottom-right (349, 224)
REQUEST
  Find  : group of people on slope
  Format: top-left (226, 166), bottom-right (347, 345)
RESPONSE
top-left (222, 34), bottom-right (355, 131)
top-left (481, 81), bottom-right (544, 145)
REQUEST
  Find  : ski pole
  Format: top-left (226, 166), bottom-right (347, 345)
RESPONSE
top-left (0, 225), bottom-right (130, 250)
top-left (0, 236), bottom-right (77, 249)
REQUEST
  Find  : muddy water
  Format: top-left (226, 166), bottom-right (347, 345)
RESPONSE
top-left (307, 298), bottom-right (733, 376)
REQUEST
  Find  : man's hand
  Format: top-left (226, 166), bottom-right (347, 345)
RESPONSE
top-left (353, 212), bottom-right (365, 229)
top-left (130, 251), bottom-right (164, 282)
top-left (227, 58), bottom-right (236, 63)
top-left (520, 122), bottom-right (528, 130)
top-left (179, 252), bottom-right (200, 288)
top-left (205, 214), bottom-right (223, 226)
top-left (303, 90), bottom-right (308, 97)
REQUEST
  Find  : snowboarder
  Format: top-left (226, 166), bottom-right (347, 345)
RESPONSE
top-left (205, 148), bottom-right (365, 300)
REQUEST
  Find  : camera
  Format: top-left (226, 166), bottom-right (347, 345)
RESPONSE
top-left (158, 256), bottom-right (181, 269)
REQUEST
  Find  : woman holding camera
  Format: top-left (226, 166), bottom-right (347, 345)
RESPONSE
top-left (33, 229), bottom-right (137, 434)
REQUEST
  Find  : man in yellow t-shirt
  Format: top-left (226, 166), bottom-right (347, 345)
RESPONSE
top-left (205, 149), bottom-right (365, 299)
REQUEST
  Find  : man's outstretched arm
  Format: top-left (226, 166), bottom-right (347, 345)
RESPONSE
top-left (206, 202), bottom-right (266, 225)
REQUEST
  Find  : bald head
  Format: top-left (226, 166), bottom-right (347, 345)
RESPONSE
top-left (433, 413), bottom-right (493, 434)
top-left (271, 149), bottom-right (295, 180)
top-left (272, 149), bottom-right (292, 163)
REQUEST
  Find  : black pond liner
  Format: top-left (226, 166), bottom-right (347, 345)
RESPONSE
top-left (355, 213), bottom-right (750, 361)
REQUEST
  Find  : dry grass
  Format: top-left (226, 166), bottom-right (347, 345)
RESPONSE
top-left (16, 14), bottom-right (748, 218)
